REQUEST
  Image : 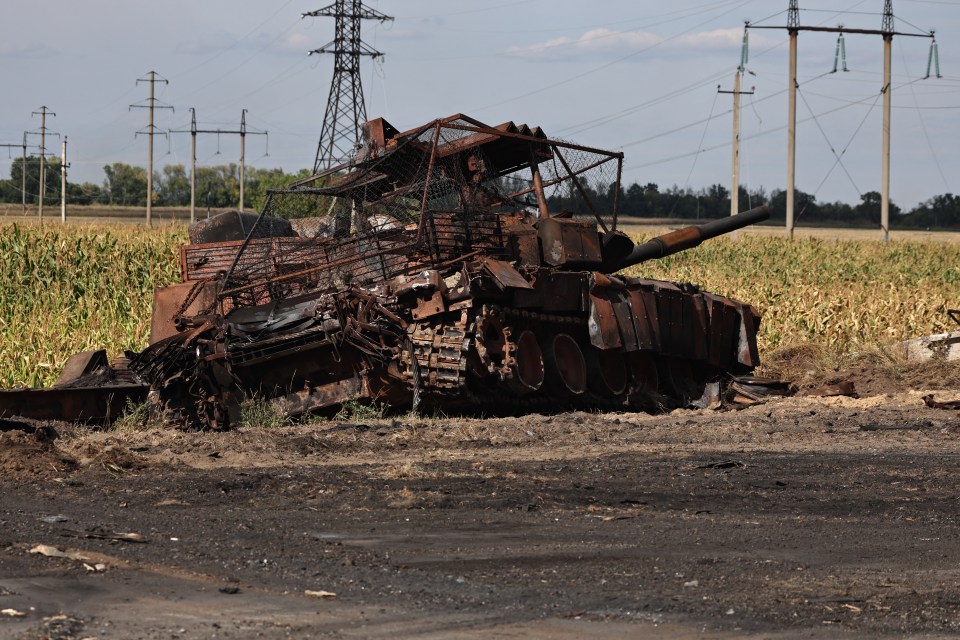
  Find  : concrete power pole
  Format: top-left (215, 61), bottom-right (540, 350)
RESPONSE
top-left (719, 67), bottom-right (755, 224)
top-left (240, 109), bottom-right (247, 212)
top-left (61, 137), bottom-right (68, 223)
top-left (31, 106), bottom-right (56, 221)
top-left (880, 0), bottom-right (894, 242)
top-left (786, 0), bottom-right (799, 239)
top-left (191, 109), bottom-right (197, 223)
top-left (0, 138), bottom-right (30, 215)
top-left (131, 72), bottom-right (173, 226)
top-left (749, 0), bottom-right (934, 240)
top-left (170, 110), bottom-right (266, 218)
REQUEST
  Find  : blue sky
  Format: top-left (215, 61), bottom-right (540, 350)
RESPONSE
top-left (1, 0), bottom-right (958, 209)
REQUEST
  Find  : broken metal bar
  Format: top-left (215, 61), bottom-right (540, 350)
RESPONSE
top-left (552, 144), bottom-right (607, 233)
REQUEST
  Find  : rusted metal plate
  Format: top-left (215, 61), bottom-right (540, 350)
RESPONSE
top-left (588, 293), bottom-right (622, 349)
top-left (0, 385), bottom-right (147, 423)
top-left (411, 291), bottom-right (446, 320)
top-left (271, 377), bottom-right (363, 416)
top-left (55, 350), bottom-right (108, 387)
top-left (537, 218), bottom-right (602, 267)
top-left (688, 294), bottom-right (709, 362)
top-left (514, 270), bottom-right (587, 311)
top-left (703, 293), bottom-right (737, 369)
top-left (625, 289), bottom-right (656, 351)
top-left (508, 229), bottom-right (539, 265)
top-left (150, 281), bottom-right (218, 344)
top-left (611, 296), bottom-right (640, 352)
top-left (737, 304), bottom-right (761, 368)
top-left (652, 283), bottom-right (683, 357)
top-left (481, 258), bottom-right (533, 290)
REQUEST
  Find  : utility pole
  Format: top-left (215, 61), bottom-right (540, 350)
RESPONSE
top-left (304, 0), bottom-right (393, 172)
top-left (60, 137), bottom-right (68, 223)
top-left (31, 106), bottom-right (56, 221)
top-left (21, 134), bottom-right (27, 215)
top-left (881, 0), bottom-right (893, 242)
top-left (786, 1), bottom-right (798, 239)
top-left (240, 109), bottom-right (247, 212)
top-left (170, 109), bottom-right (266, 220)
top-left (131, 71), bottom-right (173, 226)
top-left (0, 137), bottom-right (31, 215)
top-left (191, 109), bottom-right (197, 222)
top-left (749, 1), bottom-right (934, 241)
top-left (719, 68), bottom-right (755, 222)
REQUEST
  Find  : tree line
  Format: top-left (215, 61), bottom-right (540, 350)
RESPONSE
top-left (1, 157), bottom-right (959, 228)
top-left (0, 157), bottom-right (311, 211)
top-left (549, 181), bottom-right (960, 229)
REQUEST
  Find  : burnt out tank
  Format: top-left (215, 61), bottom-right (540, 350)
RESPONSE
top-left (133, 114), bottom-right (770, 429)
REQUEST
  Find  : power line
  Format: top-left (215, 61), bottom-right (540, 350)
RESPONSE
top-left (747, 0), bottom-right (937, 240)
top-left (470, 0), bottom-right (752, 114)
top-left (305, 0), bottom-right (394, 172)
top-left (170, 109), bottom-right (268, 221)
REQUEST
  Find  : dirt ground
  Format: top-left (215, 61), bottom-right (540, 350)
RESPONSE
top-left (4, 363), bottom-right (960, 639)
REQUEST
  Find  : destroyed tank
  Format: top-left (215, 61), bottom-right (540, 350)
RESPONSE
top-left (133, 114), bottom-right (770, 429)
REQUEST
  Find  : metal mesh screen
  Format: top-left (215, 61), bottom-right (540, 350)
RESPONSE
top-left (218, 117), bottom-right (621, 309)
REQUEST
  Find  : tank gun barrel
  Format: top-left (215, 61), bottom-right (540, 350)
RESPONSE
top-left (616, 205), bottom-right (770, 270)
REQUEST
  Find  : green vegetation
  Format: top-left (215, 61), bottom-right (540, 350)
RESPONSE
top-left (628, 234), bottom-right (960, 355)
top-left (1, 224), bottom-right (958, 388)
top-left (3, 158), bottom-right (960, 227)
top-left (0, 223), bottom-right (185, 387)
top-left (0, 159), bottom-right (312, 211)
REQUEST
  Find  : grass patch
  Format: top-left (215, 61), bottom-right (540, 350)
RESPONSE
top-left (334, 397), bottom-right (388, 422)
top-left (109, 399), bottom-right (164, 433)
top-left (239, 394), bottom-right (290, 429)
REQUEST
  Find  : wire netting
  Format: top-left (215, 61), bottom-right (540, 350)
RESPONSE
top-left (218, 117), bottom-right (621, 308)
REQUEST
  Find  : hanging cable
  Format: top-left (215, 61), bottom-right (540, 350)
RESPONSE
top-left (900, 39), bottom-right (950, 194)
top-left (807, 88), bottom-right (882, 205)
top-left (669, 89), bottom-right (720, 216)
top-left (796, 84), bottom-right (863, 198)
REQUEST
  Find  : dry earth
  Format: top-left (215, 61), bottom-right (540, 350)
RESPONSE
top-left (3, 365), bottom-right (960, 639)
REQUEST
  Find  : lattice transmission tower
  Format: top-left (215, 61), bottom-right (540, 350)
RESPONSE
top-left (304, 1), bottom-right (393, 173)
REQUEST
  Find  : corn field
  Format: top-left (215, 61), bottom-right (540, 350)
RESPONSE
top-left (627, 235), bottom-right (960, 356)
top-left (0, 223), bottom-right (185, 387)
top-left (1, 223), bottom-right (959, 388)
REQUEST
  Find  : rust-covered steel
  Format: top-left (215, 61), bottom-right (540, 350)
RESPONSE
top-left (1, 114), bottom-right (770, 429)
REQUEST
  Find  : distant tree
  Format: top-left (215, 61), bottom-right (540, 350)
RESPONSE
top-left (157, 164), bottom-right (191, 206)
top-left (1, 156), bottom-right (61, 205)
top-left (245, 167), bottom-right (313, 211)
top-left (854, 191), bottom-right (900, 225)
top-left (66, 182), bottom-right (103, 206)
top-left (102, 163), bottom-right (147, 206)
top-left (769, 188), bottom-right (820, 222)
top-left (900, 193), bottom-right (960, 228)
top-left (196, 165), bottom-right (238, 209)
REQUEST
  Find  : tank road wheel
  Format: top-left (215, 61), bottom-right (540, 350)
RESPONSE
top-left (542, 332), bottom-right (587, 397)
top-left (658, 357), bottom-right (708, 407)
top-left (502, 329), bottom-right (545, 395)
top-left (474, 313), bottom-right (508, 374)
top-left (587, 348), bottom-right (628, 397)
top-left (628, 351), bottom-right (659, 395)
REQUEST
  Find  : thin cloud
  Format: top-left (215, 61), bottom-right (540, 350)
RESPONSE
top-left (376, 28), bottom-right (427, 42)
top-left (0, 44), bottom-right (60, 60)
top-left (506, 27), bottom-right (774, 62)
top-left (177, 30), bottom-right (305, 57)
top-left (506, 28), bottom-right (661, 61)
